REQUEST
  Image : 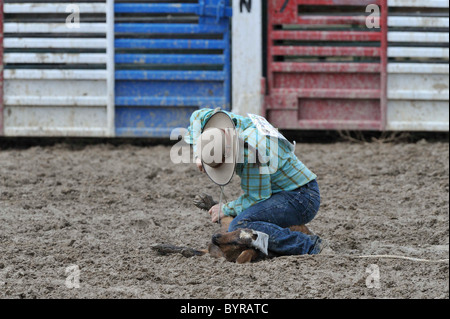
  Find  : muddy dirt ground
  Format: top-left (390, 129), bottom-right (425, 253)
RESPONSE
top-left (0, 137), bottom-right (448, 299)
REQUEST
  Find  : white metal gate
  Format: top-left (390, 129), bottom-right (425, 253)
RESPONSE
top-left (2, 1), bottom-right (114, 136)
top-left (387, 0), bottom-right (449, 131)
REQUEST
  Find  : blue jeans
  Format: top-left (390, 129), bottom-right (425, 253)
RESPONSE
top-left (228, 179), bottom-right (322, 255)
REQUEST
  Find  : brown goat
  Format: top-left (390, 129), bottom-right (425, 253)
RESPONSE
top-left (207, 216), bottom-right (313, 263)
top-left (152, 194), bottom-right (313, 264)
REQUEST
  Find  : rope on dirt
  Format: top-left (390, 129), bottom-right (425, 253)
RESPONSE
top-left (320, 254), bottom-right (449, 263)
top-left (356, 255), bottom-right (449, 263)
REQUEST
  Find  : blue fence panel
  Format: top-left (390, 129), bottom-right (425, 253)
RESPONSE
top-left (114, 0), bottom-right (232, 137)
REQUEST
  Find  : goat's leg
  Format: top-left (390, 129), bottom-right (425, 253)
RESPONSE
top-left (152, 244), bottom-right (207, 257)
top-left (193, 193), bottom-right (218, 211)
top-left (236, 249), bottom-right (260, 264)
top-left (194, 193), bottom-right (233, 232)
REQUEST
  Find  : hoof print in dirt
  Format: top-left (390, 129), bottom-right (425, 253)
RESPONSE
top-left (193, 193), bottom-right (218, 211)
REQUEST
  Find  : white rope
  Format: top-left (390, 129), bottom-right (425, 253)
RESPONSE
top-left (218, 185), bottom-right (224, 226)
top-left (357, 254), bottom-right (449, 263)
top-left (319, 254), bottom-right (449, 263)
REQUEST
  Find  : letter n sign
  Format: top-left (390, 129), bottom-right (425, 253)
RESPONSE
top-left (240, 0), bottom-right (251, 13)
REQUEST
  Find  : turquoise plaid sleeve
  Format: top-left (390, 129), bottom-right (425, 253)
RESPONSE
top-left (222, 128), bottom-right (273, 216)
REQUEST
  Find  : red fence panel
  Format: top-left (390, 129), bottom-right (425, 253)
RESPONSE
top-left (265, 0), bottom-right (388, 130)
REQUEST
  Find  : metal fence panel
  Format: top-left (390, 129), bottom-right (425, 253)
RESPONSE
top-left (0, 2), bottom-right (3, 136)
top-left (2, 1), bottom-right (114, 137)
top-left (2, 0), bottom-right (447, 136)
top-left (114, 0), bottom-right (232, 137)
top-left (387, 0), bottom-right (449, 131)
top-left (265, 0), bottom-right (388, 131)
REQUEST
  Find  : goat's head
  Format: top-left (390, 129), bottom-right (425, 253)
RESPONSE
top-left (209, 229), bottom-right (264, 263)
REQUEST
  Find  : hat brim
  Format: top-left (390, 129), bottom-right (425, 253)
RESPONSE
top-left (201, 111), bottom-right (237, 186)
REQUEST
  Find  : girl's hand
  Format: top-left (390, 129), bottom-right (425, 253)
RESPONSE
top-left (196, 158), bottom-right (204, 173)
top-left (208, 204), bottom-right (225, 223)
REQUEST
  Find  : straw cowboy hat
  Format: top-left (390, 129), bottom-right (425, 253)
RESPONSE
top-left (198, 111), bottom-right (238, 186)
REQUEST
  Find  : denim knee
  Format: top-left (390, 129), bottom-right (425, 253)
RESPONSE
top-left (228, 217), bottom-right (249, 232)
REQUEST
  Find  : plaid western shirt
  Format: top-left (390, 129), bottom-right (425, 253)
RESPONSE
top-left (185, 108), bottom-right (317, 217)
